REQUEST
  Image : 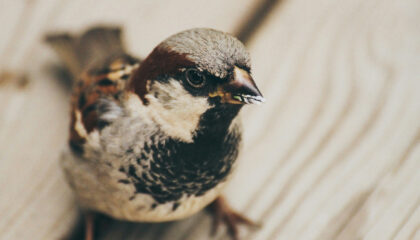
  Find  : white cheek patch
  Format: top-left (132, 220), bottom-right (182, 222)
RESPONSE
top-left (146, 80), bottom-right (211, 142)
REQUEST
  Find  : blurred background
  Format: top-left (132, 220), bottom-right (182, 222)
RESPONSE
top-left (0, 0), bottom-right (419, 239)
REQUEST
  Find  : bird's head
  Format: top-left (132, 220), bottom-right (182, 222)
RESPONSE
top-left (128, 28), bottom-right (264, 141)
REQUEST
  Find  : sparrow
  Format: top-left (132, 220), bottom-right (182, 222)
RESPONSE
top-left (46, 26), bottom-right (264, 240)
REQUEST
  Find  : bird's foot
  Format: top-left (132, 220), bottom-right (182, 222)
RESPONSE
top-left (208, 197), bottom-right (261, 240)
top-left (84, 212), bottom-right (95, 240)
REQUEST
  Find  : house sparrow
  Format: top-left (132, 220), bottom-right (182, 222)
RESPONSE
top-left (46, 26), bottom-right (264, 240)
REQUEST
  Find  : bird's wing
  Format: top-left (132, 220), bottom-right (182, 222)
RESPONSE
top-left (68, 55), bottom-right (140, 153)
top-left (46, 26), bottom-right (141, 153)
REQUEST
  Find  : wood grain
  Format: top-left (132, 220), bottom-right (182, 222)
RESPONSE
top-left (0, 0), bottom-right (419, 239)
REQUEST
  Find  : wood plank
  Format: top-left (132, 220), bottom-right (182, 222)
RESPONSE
top-left (240, 0), bottom-right (420, 239)
top-left (0, 0), bottom-right (26, 62)
top-left (394, 203), bottom-right (420, 240)
top-left (363, 147), bottom-right (420, 240)
top-left (1, 0), bottom-right (419, 239)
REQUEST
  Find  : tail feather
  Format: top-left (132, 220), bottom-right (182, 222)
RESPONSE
top-left (45, 26), bottom-right (125, 77)
top-left (77, 27), bottom-right (125, 67)
top-left (45, 34), bottom-right (80, 77)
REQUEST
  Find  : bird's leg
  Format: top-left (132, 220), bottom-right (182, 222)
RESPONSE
top-left (84, 212), bottom-right (95, 240)
top-left (207, 196), bottom-right (260, 240)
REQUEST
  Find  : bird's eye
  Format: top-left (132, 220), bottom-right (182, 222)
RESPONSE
top-left (185, 68), bottom-right (206, 88)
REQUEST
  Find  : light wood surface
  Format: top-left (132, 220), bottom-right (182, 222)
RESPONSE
top-left (0, 0), bottom-right (419, 239)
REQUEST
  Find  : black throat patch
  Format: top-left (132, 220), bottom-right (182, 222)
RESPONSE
top-left (119, 105), bottom-right (242, 206)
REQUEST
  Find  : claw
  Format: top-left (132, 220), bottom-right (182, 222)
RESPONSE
top-left (208, 197), bottom-right (260, 240)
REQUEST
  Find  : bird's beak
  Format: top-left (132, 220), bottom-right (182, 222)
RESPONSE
top-left (209, 66), bottom-right (265, 104)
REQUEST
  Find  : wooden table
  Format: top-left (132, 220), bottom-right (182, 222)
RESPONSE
top-left (1, 0), bottom-right (419, 239)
